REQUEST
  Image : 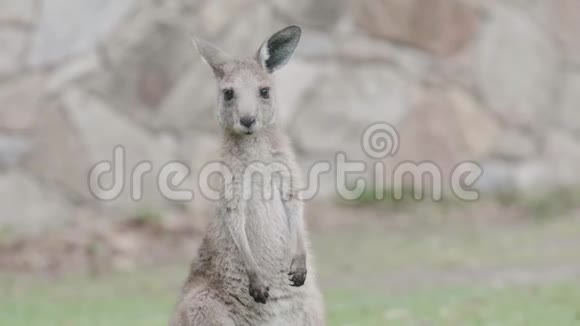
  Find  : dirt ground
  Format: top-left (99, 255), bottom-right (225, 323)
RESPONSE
top-left (2, 198), bottom-right (580, 287)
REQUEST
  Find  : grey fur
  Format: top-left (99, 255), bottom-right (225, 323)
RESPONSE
top-left (170, 26), bottom-right (324, 326)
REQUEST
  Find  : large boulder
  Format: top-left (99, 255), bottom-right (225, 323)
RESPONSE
top-left (544, 0), bottom-right (580, 65)
top-left (290, 64), bottom-right (415, 197)
top-left (60, 88), bottom-right (179, 213)
top-left (0, 74), bottom-right (46, 132)
top-left (558, 73), bottom-right (580, 134)
top-left (158, 62), bottom-right (217, 132)
top-left (90, 19), bottom-right (195, 129)
top-left (384, 87), bottom-right (500, 194)
top-left (0, 27), bottom-right (27, 77)
top-left (0, 0), bottom-right (36, 25)
top-left (0, 171), bottom-right (73, 235)
top-left (27, 0), bottom-right (135, 66)
top-left (0, 135), bottom-right (31, 169)
top-left (291, 64), bottom-right (413, 158)
top-left (25, 97), bottom-right (90, 200)
top-left (354, 0), bottom-right (479, 56)
top-left (273, 0), bottom-right (346, 32)
top-left (476, 5), bottom-right (559, 128)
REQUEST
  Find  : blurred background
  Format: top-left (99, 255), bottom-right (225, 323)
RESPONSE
top-left (1, 0), bottom-right (580, 325)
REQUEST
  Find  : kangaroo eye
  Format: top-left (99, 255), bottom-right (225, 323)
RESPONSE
top-left (223, 89), bottom-right (234, 101)
top-left (260, 87), bottom-right (270, 99)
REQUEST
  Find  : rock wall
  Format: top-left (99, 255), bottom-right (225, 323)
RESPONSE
top-left (0, 0), bottom-right (578, 233)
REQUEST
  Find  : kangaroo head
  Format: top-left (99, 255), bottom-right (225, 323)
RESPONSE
top-left (193, 26), bottom-right (301, 135)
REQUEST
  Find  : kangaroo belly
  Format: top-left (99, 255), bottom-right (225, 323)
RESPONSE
top-left (245, 194), bottom-right (291, 274)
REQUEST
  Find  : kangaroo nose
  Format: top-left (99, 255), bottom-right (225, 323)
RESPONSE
top-left (240, 116), bottom-right (256, 128)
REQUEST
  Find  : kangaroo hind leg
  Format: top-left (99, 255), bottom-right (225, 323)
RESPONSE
top-left (171, 289), bottom-right (234, 326)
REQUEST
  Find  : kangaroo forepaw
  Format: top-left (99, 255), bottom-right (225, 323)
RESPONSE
top-left (288, 255), bottom-right (307, 287)
top-left (249, 277), bottom-right (270, 304)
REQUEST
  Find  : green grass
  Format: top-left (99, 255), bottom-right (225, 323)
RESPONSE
top-left (1, 271), bottom-right (580, 326)
top-left (327, 283), bottom-right (580, 326)
top-left (0, 269), bottom-right (179, 326)
top-left (2, 213), bottom-right (580, 325)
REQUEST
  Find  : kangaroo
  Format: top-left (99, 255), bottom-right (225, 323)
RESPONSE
top-left (170, 26), bottom-right (325, 326)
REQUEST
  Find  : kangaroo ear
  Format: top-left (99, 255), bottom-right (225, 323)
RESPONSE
top-left (192, 37), bottom-right (233, 78)
top-left (257, 26), bottom-right (302, 73)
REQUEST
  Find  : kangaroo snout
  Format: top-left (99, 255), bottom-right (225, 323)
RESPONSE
top-left (240, 116), bottom-right (256, 129)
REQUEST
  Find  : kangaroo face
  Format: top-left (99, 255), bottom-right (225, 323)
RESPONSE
top-left (193, 26), bottom-right (301, 136)
top-left (215, 60), bottom-right (274, 135)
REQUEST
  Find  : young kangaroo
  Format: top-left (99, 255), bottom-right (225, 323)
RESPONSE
top-left (170, 26), bottom-right (325, 326)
